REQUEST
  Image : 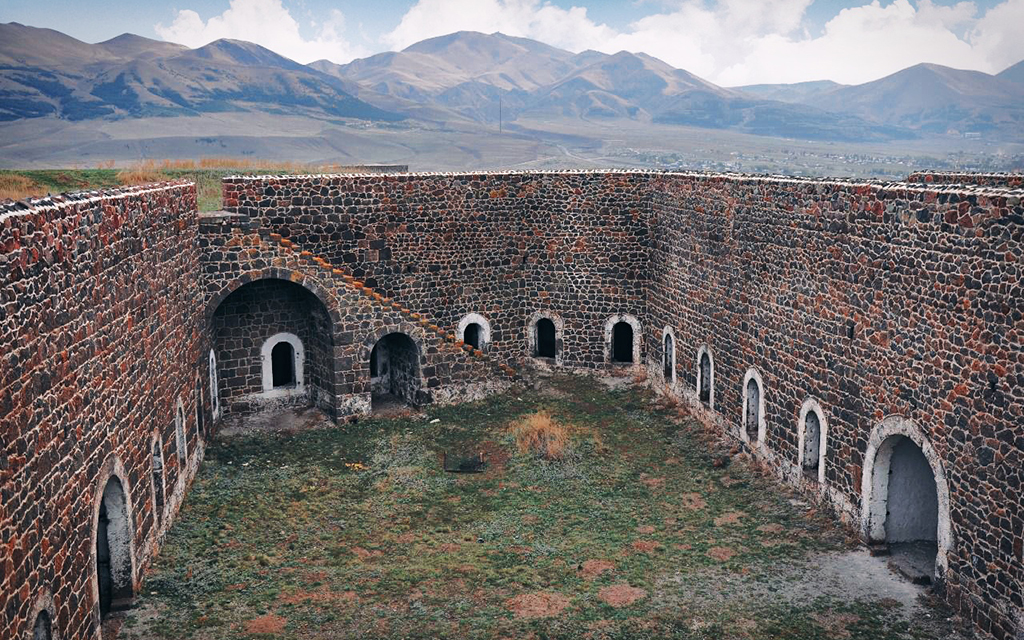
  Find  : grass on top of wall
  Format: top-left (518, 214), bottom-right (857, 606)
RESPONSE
top-left (1, 159), bottom-right (385, 212)
top-left (117, 375), bottom-right (969, 640)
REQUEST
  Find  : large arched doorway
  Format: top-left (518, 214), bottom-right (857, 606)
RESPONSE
top-left (370, 332), bottom-right (421, 410)
top-left (211, 278), bottom-right (335, 414)
top-left (96, 476), bottom-right (133, 619)
top-left (863, 417), bottom-right (951, 585)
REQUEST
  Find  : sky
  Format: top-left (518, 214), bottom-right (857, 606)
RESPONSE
top-left (2, 0), bottom-right (1023, 86)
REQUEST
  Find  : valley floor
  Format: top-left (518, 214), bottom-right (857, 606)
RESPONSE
top-left (115, 375), bottom-right (975, 640)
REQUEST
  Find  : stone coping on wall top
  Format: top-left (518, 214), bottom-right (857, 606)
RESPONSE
top-left (907, 170), bottom-right (1023, 178)
top-left (221, 170), bottom-right (1024, 199)
top-left (0, 180), bottom-right (195, 223)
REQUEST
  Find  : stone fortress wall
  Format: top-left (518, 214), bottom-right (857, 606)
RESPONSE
top-left (1, 170), bottom-right (1021, 639)
top-left (1, 184), bottom-right (209, 639)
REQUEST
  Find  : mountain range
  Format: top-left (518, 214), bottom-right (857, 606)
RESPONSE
top-left (1, 21), bottom-right (1023, 148)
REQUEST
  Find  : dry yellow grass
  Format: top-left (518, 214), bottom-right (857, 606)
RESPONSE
top-left (0, 174), bottom-right (46, 201)
top-left (116, 167), bottom-right (170, 185)
top-left (509, 410), bottom-right (570, 460)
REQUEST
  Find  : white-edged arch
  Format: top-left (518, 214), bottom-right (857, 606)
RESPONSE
top-left (662, 326), bottom-right (677, 386)
top-left (796, 397), bottom-right (828, 485)
top-left (527, 310), bottom-right (564, 365)
top-left (457, 313), bottom-right (492, 351)
top-left (90, 456), bottom-right (137, 628)
top-left (208, 349), bottom-right (220, 421)
top-left (149, 431), bottom-right (166, 526)
top-left (695, 345), bottom-right (715, 410)
top-left (741, 368), bottom-right (767, 450)
top-left (861, 415), bottom-right (952, 577)
top-left (604, 313), bottom-right (642, 365)
top-left (260, 332), bottom-right (305, 398)
top-left (26, 590), bottom-right (57, 640)
top-left (174, 398), bottom-right (186, 464)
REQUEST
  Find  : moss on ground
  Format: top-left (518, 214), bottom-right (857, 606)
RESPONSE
top-left (119, 376), bottom-right (964, 639)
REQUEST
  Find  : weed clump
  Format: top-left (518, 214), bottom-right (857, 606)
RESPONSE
top-left (509, 411), bottom-right (570, 460)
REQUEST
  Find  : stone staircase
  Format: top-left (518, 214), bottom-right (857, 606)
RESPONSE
top-left (260, 231), bottom-right (520, 383)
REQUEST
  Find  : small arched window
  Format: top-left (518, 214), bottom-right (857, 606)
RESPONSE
top-left (457, 313), bottom-right (492, 352)
top-left (464, 323), bottom-right (482, 350)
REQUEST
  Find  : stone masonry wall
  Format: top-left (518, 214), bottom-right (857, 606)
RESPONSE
top-left (3, 170), bottom-right (1021, 640)
top-left (0, 184), bottom-right (209, 640)
top-left (908, 172), bottom-right (1023, 189)
top-left (646, 174), bottom-right (1023, 639)
top-left (221, 172), bottom-right (650, 371)
top-left (197, 215), bottom-right (509, 418)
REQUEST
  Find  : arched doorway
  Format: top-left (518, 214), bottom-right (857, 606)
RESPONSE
top-left (370, 332), bottom-right (421, 409)
top-left (662, 329), bottom-right (675, 383)
top-left (798, 398), bottom-right (827, 485)
top-left (211, 278), bottom-right (335, 414)
top-left (96, 476), bottom-right (133, 619)
top-left (863, 417), bottom-right (951, 585)
top-left (32, 610), bottom-right (52, 640)
top-left (612, 322), bottom-right (634, 363)
top-left (535, 318), bottom-right (556, 358)
top-left (742, 369), bottom-right (765, 446)
top-left (151, 436), bottom-right (165, 524)
top-left (604, 314), bottom-right (641, 365)
top-left (697, 347), bottom-right (714, 409)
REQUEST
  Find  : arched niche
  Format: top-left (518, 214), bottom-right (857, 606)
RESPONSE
top-left (797, 397), bottom-right (828, 485)
top-left (174, 398), bottom-right (186, 464)
top-left (604, 314), bottom-right (642, 365)
top-left (741, 368), bottom-right (766, 449)
top-left (527, 311), bottom-right (563, 364)
top-left (91, 459), bottom-right (136, 626)
top-left (862, 416), bottom-right (952, 582)
top-left (662, 326), bottom-right (677, 386)
top-left (696, 345), bottom-right (715, 410)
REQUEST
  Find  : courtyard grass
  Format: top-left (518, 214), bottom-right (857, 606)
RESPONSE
top-left (119, 376), bottom-right (964, 640)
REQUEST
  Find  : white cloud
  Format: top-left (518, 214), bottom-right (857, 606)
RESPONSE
top-left (155, 0), bottom-right (367, 64)
top-left (382, 0), bottom-right (616, 52)
top-left (382, 0), bottom-right (1024, 85)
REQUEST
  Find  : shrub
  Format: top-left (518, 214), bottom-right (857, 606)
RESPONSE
top-left (509, 411), bottom-right (570, 461)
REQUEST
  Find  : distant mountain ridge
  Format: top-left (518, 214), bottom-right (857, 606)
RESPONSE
top-left (0, 22), bottom-right (401, 122)
top-left (732, 62), bottom-right (1024, 137)
top-left (2, 22), bottom-right (1023, 143)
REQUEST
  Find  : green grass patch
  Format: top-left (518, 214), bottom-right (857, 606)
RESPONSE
top-left (120, 376), bottom-right (960, 639)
